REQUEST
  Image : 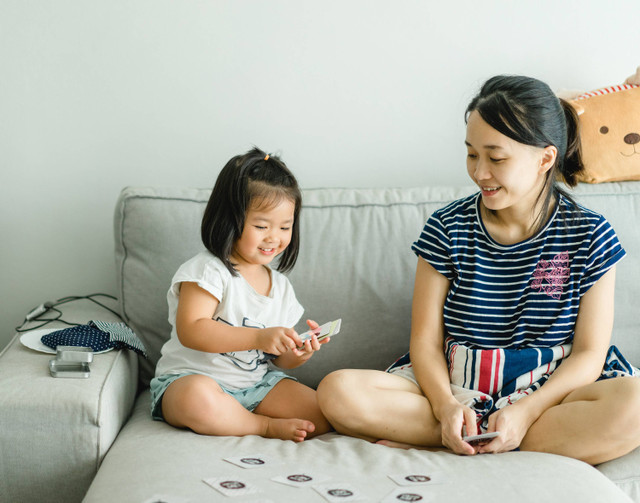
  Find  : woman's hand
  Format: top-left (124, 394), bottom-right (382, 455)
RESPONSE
top-left (436, 400), bottom-right (479, 456)
top-left (476, 401), bottom-right (535, 453)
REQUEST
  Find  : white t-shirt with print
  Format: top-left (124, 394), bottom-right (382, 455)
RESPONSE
top-left (154, 251), bottom-right (304, 391)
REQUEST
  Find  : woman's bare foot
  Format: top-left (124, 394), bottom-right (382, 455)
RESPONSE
top-left (265, 418), bottom-right (315, 442)
top-left (375, 439), bottom-right (417, 450)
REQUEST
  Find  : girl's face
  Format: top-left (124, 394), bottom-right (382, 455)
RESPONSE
top-left (231, 197), bottom-right (295, 269)
top-left (465, 110), bottom-right (556, 218)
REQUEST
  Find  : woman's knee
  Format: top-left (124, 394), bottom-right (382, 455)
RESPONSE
top-left (318, 370), bottom-right (352, 410)
top-left (318, 369), bottom-right (371, 402)
top-left (317, 369), bottom-right (379, 424)
top-left (607, 378), bottom-right (640, 437)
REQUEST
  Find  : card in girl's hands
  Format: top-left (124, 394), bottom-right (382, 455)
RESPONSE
top-left (299, 319), bottom-right (342, 344)
top-left (223, 453), bottom-right (279, 469)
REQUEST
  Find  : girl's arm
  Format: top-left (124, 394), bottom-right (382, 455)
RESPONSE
top-left (409, 258), bottom-right (478, 455)
top-left (479, 267), bottom-right (617, 453)
top-left (175, 282), bottom-right (302, 355)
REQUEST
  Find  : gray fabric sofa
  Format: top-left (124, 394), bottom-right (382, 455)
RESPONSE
top-left (2, 183), bottom-right (640, 502)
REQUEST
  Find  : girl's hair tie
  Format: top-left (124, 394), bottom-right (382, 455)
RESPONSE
top-left (264, 154), bottom-right (270, 161)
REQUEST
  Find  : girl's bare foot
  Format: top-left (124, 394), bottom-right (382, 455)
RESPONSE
top-left (265, 418), bottom-right (315, 442)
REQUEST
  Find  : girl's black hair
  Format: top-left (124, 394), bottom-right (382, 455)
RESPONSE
top-left (465, 75), bottom-right (585, 233)
top-left (201, 147), bottom-right (302, 276)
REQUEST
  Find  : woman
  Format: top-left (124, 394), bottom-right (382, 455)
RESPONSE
top-left (317, 75), bottom-right (640, 464)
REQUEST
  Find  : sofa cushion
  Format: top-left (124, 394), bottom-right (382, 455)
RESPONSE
top-left (115, 183), bottom-right (640, 388)
top-left (114, 187), bottom-right (210, 386)
top-left (114, 186), bottom-right (476, 386)
top-left (598, 447), bottom-right (640, 502)
top-left (568, 182), bottom-right (640, 363)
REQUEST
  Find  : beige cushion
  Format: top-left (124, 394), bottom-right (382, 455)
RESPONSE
top-left (115, 183), bottom-right (640, 388)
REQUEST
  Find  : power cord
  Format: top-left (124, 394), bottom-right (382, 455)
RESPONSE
top-left (15, 293), bottom-right (124, 333)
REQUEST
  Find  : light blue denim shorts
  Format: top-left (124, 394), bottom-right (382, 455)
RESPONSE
top-left (150, 369), bottom-right (295, 421)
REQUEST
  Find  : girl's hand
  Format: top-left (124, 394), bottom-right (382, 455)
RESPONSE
top-left (476, 401), bottom-right (534, 454)
top-left (256, 326), bottom-right (302, 355)
top-left (292, 319), bottom-right (330, 361)
top-left (436, 401), bottom-right (479, 456)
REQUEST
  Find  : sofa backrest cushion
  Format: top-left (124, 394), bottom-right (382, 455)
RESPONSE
top-left (114, 183), bottom-right (640, 388)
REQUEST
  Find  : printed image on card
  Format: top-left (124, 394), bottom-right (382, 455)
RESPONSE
top-left (271, 471), bottom-right (331, 488)
top-left (382, 487), bottom-right (432, 502)
top-left (203, 477), bottom-right (261, 497)
top-left (313, 482), bottom-right (366, 502)
top-left (388, 472), bottom-right (443, 486)
top-left (223, 454), bottom-right (278, 469)
top-left (300, 319), bottom-right (342, 343)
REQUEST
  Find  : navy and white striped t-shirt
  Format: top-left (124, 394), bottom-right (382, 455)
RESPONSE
top-left (412, 192), bottom-right (626, 350)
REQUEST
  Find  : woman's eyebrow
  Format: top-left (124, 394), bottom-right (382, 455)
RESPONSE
top-left (465, 140), bottom-right (505, 151)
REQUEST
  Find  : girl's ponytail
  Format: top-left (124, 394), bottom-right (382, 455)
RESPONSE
top-left (559, 98), bottom-right (585, 187)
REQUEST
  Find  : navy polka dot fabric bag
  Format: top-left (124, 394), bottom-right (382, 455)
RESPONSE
top-left (41, 320), bottom-right (147, 357)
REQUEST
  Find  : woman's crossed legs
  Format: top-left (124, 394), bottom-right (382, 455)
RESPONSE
top-left (317, 368), bottom-right (640, 464)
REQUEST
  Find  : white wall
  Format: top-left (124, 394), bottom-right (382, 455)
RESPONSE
top-left (1, 0), bottom-right (638, 348)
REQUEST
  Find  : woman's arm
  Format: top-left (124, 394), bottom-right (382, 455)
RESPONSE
top-left (480, 266), bottom-right (617, 453)
top-left (410, 258), bottom-right (478, 455)
top-left (175, 282), bottom-right (301, 355)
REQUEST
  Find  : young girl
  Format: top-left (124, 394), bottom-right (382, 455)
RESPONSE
top-left (151, 147), bottom-right (331, 442)
top-left (317, 75), bottom-right (640, 464)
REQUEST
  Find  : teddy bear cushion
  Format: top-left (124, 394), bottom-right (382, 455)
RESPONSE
top-left (570, 83), bottom-right (640, 183)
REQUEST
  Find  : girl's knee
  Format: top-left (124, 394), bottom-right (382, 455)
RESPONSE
top-left (163, 375), bottom-right (224, 427)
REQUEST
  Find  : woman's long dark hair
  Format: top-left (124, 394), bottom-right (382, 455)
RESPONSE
top-left (201, 147), bottom-right (302, 275)
top-left (466, 75), bottom-right (585, 233)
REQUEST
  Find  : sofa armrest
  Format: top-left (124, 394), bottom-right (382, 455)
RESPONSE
top-left (0, 300), bottom-right (138, 503)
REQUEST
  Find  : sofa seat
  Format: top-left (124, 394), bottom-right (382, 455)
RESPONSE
top-left (83, 390), bottom-right (633, 503)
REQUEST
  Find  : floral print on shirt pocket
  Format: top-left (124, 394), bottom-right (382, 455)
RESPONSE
top-left (531, 251), bottom-right (570, 299)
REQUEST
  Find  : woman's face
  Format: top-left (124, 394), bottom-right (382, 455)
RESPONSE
top-left (465, 110), bottom-right (556, 216)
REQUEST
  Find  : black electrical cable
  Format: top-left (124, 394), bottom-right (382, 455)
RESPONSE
top-left (15, 293), bottom-right (124, 333)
